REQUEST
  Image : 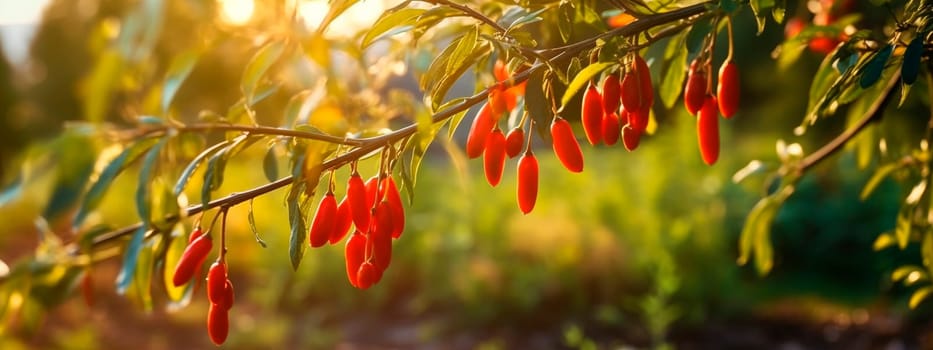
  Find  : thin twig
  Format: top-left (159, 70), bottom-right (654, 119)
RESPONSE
top-left (122, 123), bottom-right (364, 147)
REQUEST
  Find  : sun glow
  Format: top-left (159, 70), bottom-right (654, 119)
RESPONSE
top-left (219, 0), bottom-right (255, 25)
top-left (298, 0), bottom-right (386, 36)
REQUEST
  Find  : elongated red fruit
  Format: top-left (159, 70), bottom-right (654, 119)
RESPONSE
top-left (206, 261), bottom-right (227, 305)
top-left (173, 234), bottom-right (212, 287)
top-left (365, 175), bottom-right (382, 210)
top-left (550, 118), bottom-right (584, 173)
top-left (345, 232), bottom-right (366, 287)
top-left (697, 96), bottom-right (720, 165)
top-left (684, 60), bottom-right (706, 115)
top-left (221, 279), bottom-right (234, 310)
top-left (601, 73), bottom-right (621, 114)
top-left (347, 173), bottom-right (369, 231)
top-left (188, 228), bottom-right (204, 244)
top-left (383, 177), bottom-right (405, 239)
top-left (629, 107), bottom-right (649, 133)
top-left (494, 60), bottom-right (510, 82)
top-left (517, 151), bottom-right (539, 214)
top-left (622, 125), bottom-right (641, 151)
top-left (484, 128), bottom-right (507, 187)
top-left (466, 103), bottom-right (496, 159)
top-left (207, 303), bottom-right (229, 345)
top-left (581, 83), bottom-right (604, 146)
top-left (634, 55), bottom-right (654, 109)
top-left (329, 197), bottom-right (353, 244)
top-left (717, 60), bottom-right (739, 118)
top-left (309, 192), bottom-right (337, 248)
top-left (505, 127), bottom-right (524, 158)
top-left (620, 70), bottom-right (642, 112)
top-left (356, 262), bottom-right (378, 290)
top-left (602, 112), bottom-right (621, 146)
top-left (371, 201), bottom-right (394, 271)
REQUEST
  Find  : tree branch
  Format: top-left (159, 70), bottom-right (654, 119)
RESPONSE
top-left (794, 70), bottom-right (901, 173)
top-left (71, 3), bottom-right (712, 254)
top-left (122, 123), bottom-right (364, 147)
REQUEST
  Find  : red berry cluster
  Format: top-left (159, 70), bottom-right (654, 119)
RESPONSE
top-left (579, 54), bottom-right (655, 153)
top-left (306, 170), bottom-right (406, 289)
top-left (683, 53), bottom-right (740, 165)
top-left (784, 0), bottom-right (854, 54)
top-left (172, 228), bottom-right (235, 346)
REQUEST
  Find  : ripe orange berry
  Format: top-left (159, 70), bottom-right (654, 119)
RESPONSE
top-left (602, 112), bottom-right (621, 146)
top-left (684, 60), bottom-right (707, 115)
top-left (697, 95), bottom-right (720, 165)
top-left (581, 83), bottom-right (604, 146)
top-left (371, 202), bottom-right (394, 271)
top-left (483, 128), bottom-right (507, 187)
top-left (494, 60), bottom-right (510, 82)
top-left (550, 118), bottom-right (584, 173)
top-left (207, 303), bottom-right (229, 345)
top-left (717, 60), bottom-right (739, 118)
top-left (628, 107), bottom-right (650, 133)
top-left (172, 233), bottom-right (212, 287)
top-left (517, 150), bottom-right (539, 214)
top-left (329, 197), bottom-right (353, 244)
top-left (188, 228), bottom-right (204, 244)
top-left (466, 103), bottom-right (496, 159)
top-left (206, 261), bottom-right (227, 305)
top-left (505, 127), bottom-right (524, 158)
top-left (488, 85), bottom-right (510, 117)
top-left (345, 232), bottom-right (366, 288)
top-left (308, 192), bottom-right (337, 248)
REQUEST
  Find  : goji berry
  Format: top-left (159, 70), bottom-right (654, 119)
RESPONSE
top-left (550, 118), bottom-right (584, 173)
top-left (517, 150), bottom-right (539, 214)
top-left (684, 60), bottom-right (707, 115)
top-left (329, 197), bottom-right (353, 244)
top-left (484, 128), bottom-right (507, 187)
top-left (717, 60), bottom-right (739, 118)
top-left (308, 192), bottom-right (337, 248)
top-left (466, 103), bottom-right (496, 159)
top-left (207, 303), bottom-right (229, 345)
top-left (345, 232), bottom-right (366, 288)
top-left (505, 127), bottom-right (524, 158)
top-left (206, 261), bottom-right (227, 305)
top-left (602, 112), bottom-right (621, 146)
top-left (347, 173), bottom-right (370, 231)
top-left (697, 95), bottom-right (720, 165)
top-left (582, 83), bottom-right (604, 146)
top-left (172, 233), bottom-right (212, 287)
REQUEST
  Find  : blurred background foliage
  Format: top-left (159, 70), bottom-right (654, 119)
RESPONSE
top-left (0, 0), bottom-right (930, 349)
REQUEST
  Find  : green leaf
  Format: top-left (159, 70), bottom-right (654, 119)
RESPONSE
top-left (173, 140), bottom-right (230, 196)
top-left (557, 2), bottom-right (574, 43)
top-left (200, 135), bottom-right (261, 205)
top-left (247, 200), bottom-right (267, 248)
top-left (895, 211), bottom-right (912, 250)
top-left (749, 0), bottom-right (775, 33)
top-left (115, 225), bottom-right (148, 294)
top-left (163, 225), bottom-right (189, 301)
top-left (263, 144), bottom-right (279, 182)
top-left (421, 26), bottom-right (487, 108)
top-left (772, 0), bottom-right (786, 23)
top-left (873, 231), bottom-right (896, 251)
top-left (560, 62), bottom-right (614, 110)
top-left (902, 37), bottom-right (922, 85)
top-left (0, 172), bottom-right (23, 207)
top-left (892, 265), bottom-right (928, 285)
top-left (361, 6), bottom-right (424, 49)
top-left (131, 235), bottom-right (158, 312)
top-left (777, 38), bottom-right (808, 71)
top-left (525, 68), bottom-right (551, 139)
top-left (909, 287), bottom-right (933, 309)
top-left (161, 50), bottom-right (199, 112)
top-left (859, 45), bottom-right (893, 88)
top-left (660, 40), bottom-right (688, 109)
top-left (860, 162), bottom-right (900, 200)
top-left (136, 137), bottom-right (167, 223)
top-left (738, 192), bottom-right (786, 276)
top-left (507, 7), bottom-right (548, 31)
top-left (241, 41), bottom-right (286, 105)
top-left (924, 230), bottom-right (933, 269)
top-left (287, 156), bottom-right (307, 270)
top-left (805, 51), bottom-right (842, 117)
top-left (84, 50), bottom-right (124, 123)
top-left (74, 139), bottom-right (158, 228)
